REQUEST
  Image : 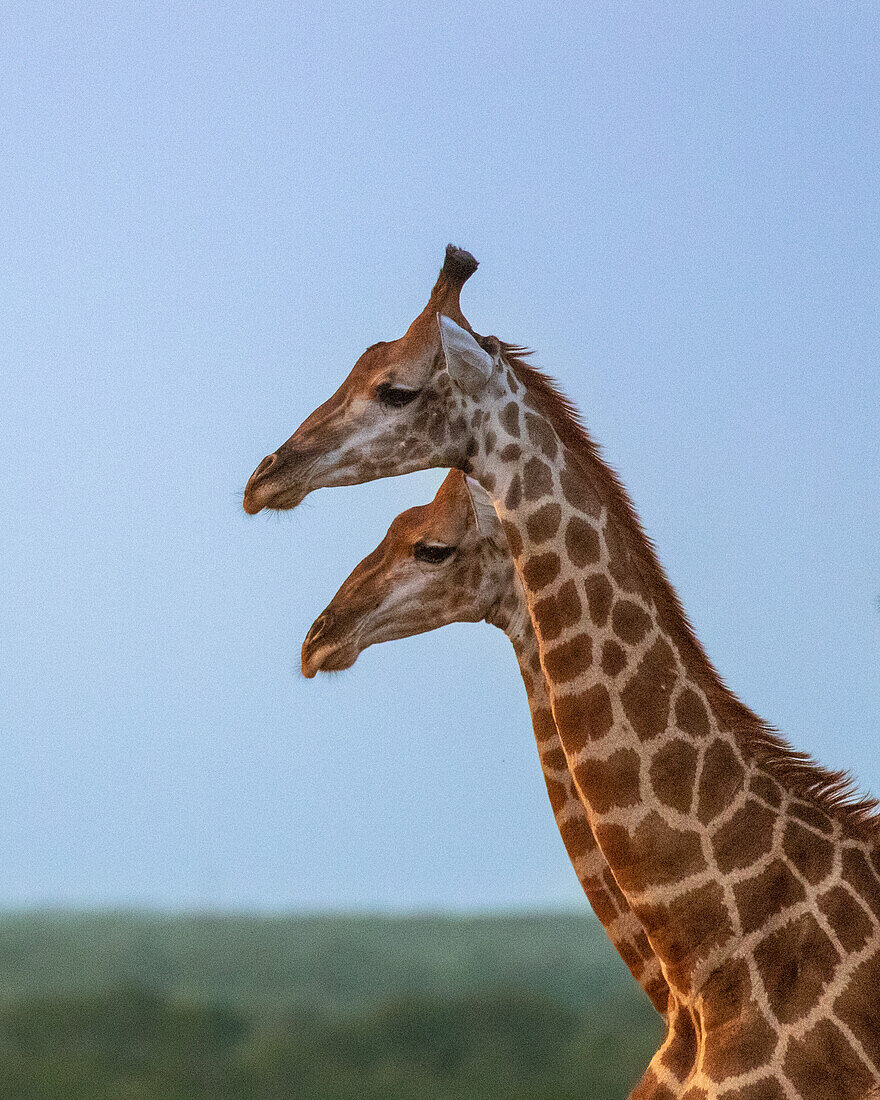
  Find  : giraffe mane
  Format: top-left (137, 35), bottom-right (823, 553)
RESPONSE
top-left (498, 341), bottom-right (880, 842)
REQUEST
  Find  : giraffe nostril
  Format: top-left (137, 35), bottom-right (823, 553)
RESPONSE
top-left (252, 453), bottom-right (278, 483)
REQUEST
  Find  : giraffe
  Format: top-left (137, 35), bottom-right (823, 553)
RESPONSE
top-left (244, 247), bottom-right (880, 1098)
top-left (301, 467), bottom-right (699, 1092)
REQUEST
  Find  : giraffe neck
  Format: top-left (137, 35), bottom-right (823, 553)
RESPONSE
top-left (475, 393), bottom-right (880, 1093)
top-left (490, 606), bottom-right (669, 1014)
top-left (470, 389), bottom-right (774, 995)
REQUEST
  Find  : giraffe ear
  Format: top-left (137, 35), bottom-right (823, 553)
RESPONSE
top-left (464, 476), bottom-right (504, 544)
top-left (437, 314), bottom-right (494, 395)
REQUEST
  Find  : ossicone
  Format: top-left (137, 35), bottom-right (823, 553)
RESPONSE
top-left (422, 245), bottom-right (479, 330)
top-left (441, 245), bottom-right (479, 287)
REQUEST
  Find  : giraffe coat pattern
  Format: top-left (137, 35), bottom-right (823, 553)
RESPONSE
top-left (245, 247), bottom-right (880, 1098)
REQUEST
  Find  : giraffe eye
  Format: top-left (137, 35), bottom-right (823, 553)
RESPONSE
top-left (376, 383), bottom-right (419, 408)
top-left (413, 542), bottom-right (455, 565)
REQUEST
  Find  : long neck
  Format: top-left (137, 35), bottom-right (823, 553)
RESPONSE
top-left (471, 386), bottom-right (762, 997)
top-left (477, 392), bottom-right (880, 1092)
top-left (498, 615), bottom-right (669, 1014)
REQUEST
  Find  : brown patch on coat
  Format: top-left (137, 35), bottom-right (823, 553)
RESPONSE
top-left (788, 800), bottom-right (834, 835)
top-left (522, 456), bottom-right (553, 501)
top-left (674, 688), bottom-right (710, 739)
top-left (833, 947), bottom-right (880, 1059)
top-left (595, 814), bottom-right (705, 894)
top-left (734, 859), bottom-right (806, 935)
top-left (554, 683), bottom-right (614, 751)
top-left (645, 975), bottom-right (672, 1016)
top-left (700, 958), bottom-right (752, 1032)
top-left (521, 552), bottom-right (560, 590)
top-left (639, 880), bottom-right (733, 994)
top-left (817, 884), bottom-right (873, 953)
top-left (660, 1006), bottom-right (697, 1080)
top-left (558, 453), bottom-right (601, 518)
top-left (711, 798), bottom-right (777, 874)
top-left (696, 739), bottom-right (745, 825)
top-left (500, 400), bottom-right (520, 437)
top-left (783, 1018), bottom-right (875, 1100)
top-left (841, 846), bottom-right (880, 913)
top-left (525, 412), bottom-right (559, 460)
top-left (573, 749), bottom-right (641, 814)
top-left (584, 873), bottom-right (617, 924)
top-left (604, 518), bottom-right (639, 593)
top-left (529, 706), bottom-right (556, 743)
top-left (601, 639), bottom-right (627, 677)
top-left (782, 819), bottom-right (835, 885)
top-left (649, 739), bottom-right (698, 814)
top-left (539, 743), bottom-right (567, 770)
top-left (754, 911), bottom-right (840, 1024)
top-left (502, 521), bottom-right (523, 559)
top-left (543, 776), bottom-right (568, 815)
top-left (539, 745), bottom-right (567, 772)
top-left (532, 580), bottom-right (581, 642)
top-left (620, 638), bottom-right (677, 742)
top-left (583, 572), bottom-right (613, 626)
top-left (505, 474), bottom-right (522, 511)
top-left (525, 502), bottom-right (562, 543)
top-left (543, 633), bottom-right (593, 683)
top-left (557, 815), bottom-right (596, 861)
top-left (749, 771), bottom-right (782, 809)
top-left (611, 599), bottom-right (652, 645)
top-left (703, 1003), bottom-right (777, 1082)
top-left (564, 516), bottom-right (600, 566)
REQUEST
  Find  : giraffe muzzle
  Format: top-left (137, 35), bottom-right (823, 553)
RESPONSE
top-left (243, 449), bottom-right (311, 514)
top-left (301, 612), bottom-right (362, 678)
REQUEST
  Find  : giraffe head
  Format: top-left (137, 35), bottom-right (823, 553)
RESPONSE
top-left (301, 470), bottom-right (519, 677)
top-left (243, 246), bottom-right (510, 514)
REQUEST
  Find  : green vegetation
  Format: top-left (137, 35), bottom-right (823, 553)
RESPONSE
top-left (0, 912), bottom-right (663, 1099)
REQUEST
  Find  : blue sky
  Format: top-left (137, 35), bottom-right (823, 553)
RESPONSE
top-left (2, 2), bottom-right (878, 910)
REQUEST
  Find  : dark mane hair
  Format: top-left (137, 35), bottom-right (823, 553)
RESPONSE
top-left (498, 341), bottom-right (880, 839)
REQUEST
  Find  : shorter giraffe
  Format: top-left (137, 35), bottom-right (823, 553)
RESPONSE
top-left (303, 469), bottom-right (703, 1095)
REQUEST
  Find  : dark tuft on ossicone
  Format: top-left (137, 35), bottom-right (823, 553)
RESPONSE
top-left (442, 244), bottom-right (479, 285)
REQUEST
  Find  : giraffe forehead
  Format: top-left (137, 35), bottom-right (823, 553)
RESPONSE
top-left (385, 505), bottom-right (434, 546)
top-left (382, 508), bottom-right (467, 558)
top-left (342, 333), bottom-right (430, 390)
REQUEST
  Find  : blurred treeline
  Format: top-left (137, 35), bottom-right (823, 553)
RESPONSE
top-left (0, 912), bottom-right (663, 1100)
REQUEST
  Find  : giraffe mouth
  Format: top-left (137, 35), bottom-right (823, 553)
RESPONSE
top-left (242, 479), bottom-right (308, 515)
top-left (301, 639), bottom-right (361, 678)
top-left (243, 448), bottom-right (318, 514)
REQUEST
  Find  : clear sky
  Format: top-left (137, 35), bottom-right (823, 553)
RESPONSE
top-left (2, 2), bottom-right (878, 911)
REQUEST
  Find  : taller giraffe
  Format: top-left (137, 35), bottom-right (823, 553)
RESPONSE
top-left (244, 247), bottom-right (880, 1098)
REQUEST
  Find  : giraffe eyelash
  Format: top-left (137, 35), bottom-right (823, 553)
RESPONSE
top-left (375, 383), bottom-right (419, 408)
top-left (413, 542), bottom-right (455, 564)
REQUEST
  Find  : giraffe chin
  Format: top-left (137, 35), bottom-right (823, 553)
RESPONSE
top-left (301, 643), bottom-right (360, 679)
top-left (242, 481), bottom-right (309, 515)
